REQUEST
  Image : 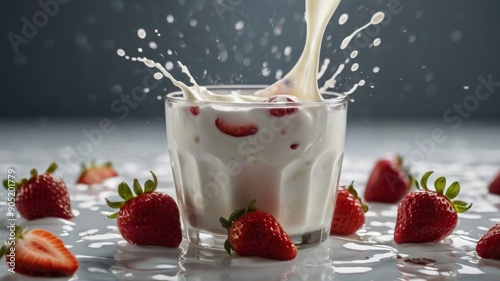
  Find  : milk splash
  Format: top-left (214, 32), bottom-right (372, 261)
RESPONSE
top-left (121, 0), bottom-right (385, 102)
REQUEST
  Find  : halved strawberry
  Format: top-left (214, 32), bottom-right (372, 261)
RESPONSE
top-left (330, 182), bottom-right (368, 236)
top-left (220, 200), bottom-right (297, 260)
top-left (265, 95), bottom-right (299, 117)
top-left (106, 171), bottom-right (182, 247)
top-left (488, 172), bottom-right (500, 195)
top-left (77, 161), bottom-right (118, 185)
top-left (364, 156), bottom-right (414, 203)
top-left (394, 171), bottom-right (472, 244)
top-left (3, 163), bottom-right (74, 220)
top-left (476, 224), bottom-right (500, 259)
top-left (0, 226), bottom-right (78, 277)
top-left (215, 118), bottom-right (258, 137)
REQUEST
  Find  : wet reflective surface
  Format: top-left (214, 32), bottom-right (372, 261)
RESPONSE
top-left (0, 118), bottom-right (499, 280)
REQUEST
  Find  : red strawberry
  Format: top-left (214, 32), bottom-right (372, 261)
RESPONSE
top-left (215, 118), bottom-right (258, 137)
top-left (77, 161), bottom-right (118, 185)
top-left (220, 200), bottom-right (297, 260)
top-left (330, 182), bottom-right (368, 236)
top-left (364, 156), bottom-right (413, 203)
top-left (394, 171), bottom-right (472, 244)
top-left (0, 226), bottom-right (79, 277)
top-left (3, 163), bottom-right (74, 220)
top-left (265, 95), bottom-right (299, 117)
top-left (488, 172), bottom-right (500, 195)
top-left (476, 224), bottom-right (500, 259)
top-left (189, 106), bottom-right (200, 116)
top-left (106, 171), bottom-right (182, 247)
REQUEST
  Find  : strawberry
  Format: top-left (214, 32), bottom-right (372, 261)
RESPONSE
top-left (215, 118), bottom-right (258, 137)
top-left (189, 106), bottom-right (200, 116)
top-left (220, 200), bottom-right (297, 261)
top-left (76, 161), bottom-right (118, 185)
top-left (3, 163), bottom-right (74, 220)
top-left (330, 182), bottom-right (368, 236)
top-left (265, 95), bottom-right (299, 117)
top-left (106, 171), bottom-right (182, 247)
top-left (0, 225), bottom-right (78, 277)
top-left (488, 172), bottom-right (500, 195)
top-left (364, 156), bottom-right (414, 203)
top-left (476, 224), bottom-right (500, 259)
top-left (394, 171), bottom-right (472, 244)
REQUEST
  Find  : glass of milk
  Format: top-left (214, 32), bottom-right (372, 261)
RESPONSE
top-left (165, 85), bottom-right (347, 249)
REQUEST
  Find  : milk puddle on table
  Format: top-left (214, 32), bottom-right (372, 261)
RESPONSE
top-left (117, 0), bottom-right (385, 102)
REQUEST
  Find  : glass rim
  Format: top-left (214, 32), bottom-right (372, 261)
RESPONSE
top-left (164, 85), bottom-right (348, 107)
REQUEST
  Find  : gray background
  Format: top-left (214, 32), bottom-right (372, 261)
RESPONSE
top-left (1, 0), bottom-right (499, 121)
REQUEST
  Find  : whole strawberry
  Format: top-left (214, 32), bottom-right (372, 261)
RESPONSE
top-left (394, 171), bottom-right (472, 244)
top-left (220, 200), bottom-right (297, 260)
top-left (2, 163), bottom-right (74, 220)
top-left (0, 225), bottom-right (79, 277)
top-left (330, 182), bottom-right (368, 236)
top-left (106, 172), bottom-right (182, 247)
top-left (364, 156), bottom-right (413, 203)
top-left (476, 224), bottom-right (500, 259)
top-left (488, 172), bottom-right (500, 195)
top-left (76, 161), bottom-right (118, 185)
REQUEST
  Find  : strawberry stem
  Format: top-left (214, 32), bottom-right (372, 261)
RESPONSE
top-left (420, 171), bottom-right (433, 191)
top-left (45, 162), bottom-right (58, 174)
top-left (30, 169), bottom-right (38, 179)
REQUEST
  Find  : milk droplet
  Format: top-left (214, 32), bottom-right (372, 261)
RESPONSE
top-left (463, 86), bottom-right (470, 90)
top-left (284, 46), bottom-right (292, 56)
top-left (350, 50), bottom-right (358, 59)
top-left (144, 88), bottom-right (150, 93)
top-left (262, 67), bottom-right (271, 77)
top-left (451, 30), bottom-right (462, 42)
top-left (338, 13), bottom-right (349, 25)
top-left (165, 61), bottom-right (174, 70)
top-left (189, 19), bottom-right (198, 27)
top-left (373, 38), bottom-right (381, 46)
top-left (138, 48), bottom-right (143, 52)
top-left (154, 72), bottom-right (163, 80)
top-left (235, 20), bottom-right (245, 30)
top-left (143, 59), bottom-right (155, 68)
top-left (156, 95), bottom-right (162, 100)
top-left (116, 49), bottom-right (125, 56)
top-left (166, 14), bottom-right (174, 23)
top-left (409, 34), bottom-right (416, 43)
top-left (149, 41), bottom-right (158, 49)
top-left (351, 63), bottom-right (359, 72)
top-left (167, 49), bottom-right (173, 55)
top-left (373, 67), bottom-right (380, 73)
top-left (137, 29), bottom-right (146, 39)
top-left (371, 12), bottom-right (385, 25)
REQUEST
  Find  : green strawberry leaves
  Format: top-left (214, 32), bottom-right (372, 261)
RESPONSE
top-left (220, 199), bottom-right (258, 255)
top-left (417, 171), bottom-right (472, 213)
top-left (346, 182), bottom-right (368, 213)
top-left (106, 171), bottom-right (159, 219)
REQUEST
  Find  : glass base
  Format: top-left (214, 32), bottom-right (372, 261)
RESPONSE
top-left (185, 225), bottom-right (329, 250)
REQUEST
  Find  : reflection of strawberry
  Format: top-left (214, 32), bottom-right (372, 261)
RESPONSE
top-left (220, 200), bottom-right (297, 260)
top-left (106, 172), bottom-right (182, 247)
top-left (488, 172), bottom-right (500, 195)
top-left (394, 171), bottom-right (472, 244)
top-left (476, 224), bottom-right (500, 260)
top-left (77, 162), bottom-right (118, 185)
top-left (265, 95), bottom-right (298, 117)
top-left (215, 118), bottom-right (258, 137)
top-left (364, 156), bottom-right (413, 203)
top-left (3, 163), bottom-right (74, 220)
top-left (330, 182), bottom-right (368, 236)
top-left (0, 226), bottom-right (79, 277)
